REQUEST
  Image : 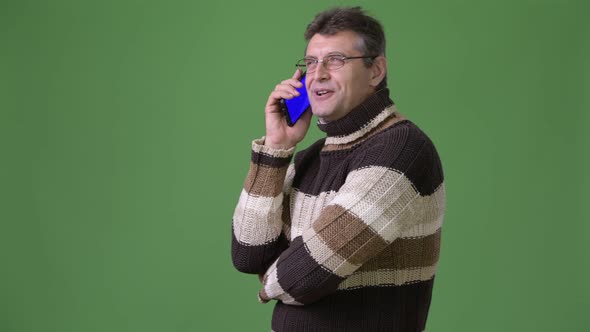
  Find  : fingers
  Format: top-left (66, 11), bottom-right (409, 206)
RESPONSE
top-left (268, 89), bottom-right (296, 103)
top-left (265, 87), bottom-right (296, 112)
top-left (265, 72), bottom-right (306, 111)
top-left (274, 83), bottom-right (299, 97)
top-left (271, 77), bottom-right (303, 98)
top-left (278, 76), bottom-right (303, 89)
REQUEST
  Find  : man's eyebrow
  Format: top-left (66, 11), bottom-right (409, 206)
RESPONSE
top-left (304, 51), bottom-right (347, 58)
top-left (326, 51), bottom-right (346, 56)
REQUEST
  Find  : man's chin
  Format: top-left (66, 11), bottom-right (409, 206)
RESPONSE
top-left (313, 113), bottom-right (334, 124)
top-left (311, 107), bottom-right (336, 122)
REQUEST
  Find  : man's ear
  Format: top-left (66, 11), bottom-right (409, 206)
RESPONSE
top-left (369, 56), bottom-right (387, 88)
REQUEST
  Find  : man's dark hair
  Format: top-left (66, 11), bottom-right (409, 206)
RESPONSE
top-left (304, 7), bottom-right (387, 88)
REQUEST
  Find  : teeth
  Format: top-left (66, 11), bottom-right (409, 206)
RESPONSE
top-left (317, 90), bottom-right (328, 96)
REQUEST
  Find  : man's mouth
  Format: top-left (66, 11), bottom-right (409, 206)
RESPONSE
top-left (313, 89), bottom-right (334, 99)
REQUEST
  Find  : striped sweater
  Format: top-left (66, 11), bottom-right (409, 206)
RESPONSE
top-left (232, 89), bottom-right (446, 331)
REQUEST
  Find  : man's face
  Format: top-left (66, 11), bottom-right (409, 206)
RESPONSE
top-left (305, 30), bottom-right (378, 122)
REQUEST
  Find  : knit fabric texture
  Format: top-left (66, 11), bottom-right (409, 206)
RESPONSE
top-left (232, 89), bottom-right (446, 331)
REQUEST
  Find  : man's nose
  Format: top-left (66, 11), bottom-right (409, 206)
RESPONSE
top-left (312, 62), bottom-right (330, 81)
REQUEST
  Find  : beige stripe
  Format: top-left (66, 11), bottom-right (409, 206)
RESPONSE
top-left (337, 264), bottom-right (438, 290)
top-left (232, 189), bottom-right (284, 245)
top-left (400, 207), bottom-right (445, 239)
top-left (324, 105), bottom-right (398, 145)
top-left (282, 223), bottom-right (292, 240)
top-left (302, 226), bottom-right (359, 278)
top-left (290, 189), bottom-right (337, 238)
top-left (244, 163), bottom-right (288, 197)
top-left (359, 227), bottom-right (442, 271)
top-left (263, 263), bottom-right (285, 298)
top-left (283, 164), bottom-right (296, 193)
top-left (330, 167), bottom-right (446, 242)
top-left (252, 137), bottom-right (295, 158)
top-left (313, 205), bottom-right (389, 266)
top-left (322, 112), bottom-right (407, 152)
top-left (263, 264), bottom-right (301, 305)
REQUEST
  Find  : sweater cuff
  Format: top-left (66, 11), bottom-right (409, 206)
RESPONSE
top-left (252, 137), bottom-right (295, 157)
top-left (251, 137), bottom-right (294, 168)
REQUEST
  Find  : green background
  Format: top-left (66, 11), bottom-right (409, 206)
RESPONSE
top-left (1, 0), bottom-right (588, 331)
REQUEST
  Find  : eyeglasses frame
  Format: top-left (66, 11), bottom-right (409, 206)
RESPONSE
top-left (295, 54), bottom-right (378, 73)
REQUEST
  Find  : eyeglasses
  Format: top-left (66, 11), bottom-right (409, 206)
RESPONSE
top-left (296, 54), bottom-right (378, 73)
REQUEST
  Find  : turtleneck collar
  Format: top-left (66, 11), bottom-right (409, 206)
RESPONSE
top-left (318, 89), bottom-right (405, 145)
top-left (317, 88), bottom-right (396, 140)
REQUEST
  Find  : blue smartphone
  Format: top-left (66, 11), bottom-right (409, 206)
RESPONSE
top-left (280, 74), bottom-right (310, 126)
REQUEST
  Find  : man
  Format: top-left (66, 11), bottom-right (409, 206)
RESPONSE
top-left (231, 7), bottom-right (445, 332)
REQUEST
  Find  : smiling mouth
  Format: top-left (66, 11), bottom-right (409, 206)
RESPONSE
top-left (313, 89), bottom-right (334, 98)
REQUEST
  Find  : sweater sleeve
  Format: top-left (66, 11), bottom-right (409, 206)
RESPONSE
top-left (231, 137), bottom-right (295, 274)
top-left (258, 128), bottom-right (445, 305)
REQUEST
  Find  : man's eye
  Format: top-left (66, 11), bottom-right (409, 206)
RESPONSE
top-left (305, 59), bottom-right (317, 66)
top-left (327, 56), bottom-right (345, 65)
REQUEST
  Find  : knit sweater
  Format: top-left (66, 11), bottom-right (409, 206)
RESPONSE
top-left (232, 89), bottom-right (446, 332)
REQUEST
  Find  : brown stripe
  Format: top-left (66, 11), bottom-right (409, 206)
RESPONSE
top-left (358, 228), bottom-right (441, 271)
top-left (243, 162), bottom-right (287, 197)
top-left (321, 113), bottom-right (407, 152)
top-left (313, 205), bottom-right (389, 266)
top-left (252, 151), bottom-right (292, 168)
top-left (281, 193), bottom-right (291, 226)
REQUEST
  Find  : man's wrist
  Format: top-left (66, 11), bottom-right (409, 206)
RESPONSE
top-left (264, 141), bottom-right (296, 150)
top-left (252, 137), bottom-right (296, 158)
top-left (260, 137), bottom-right (297, 151)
